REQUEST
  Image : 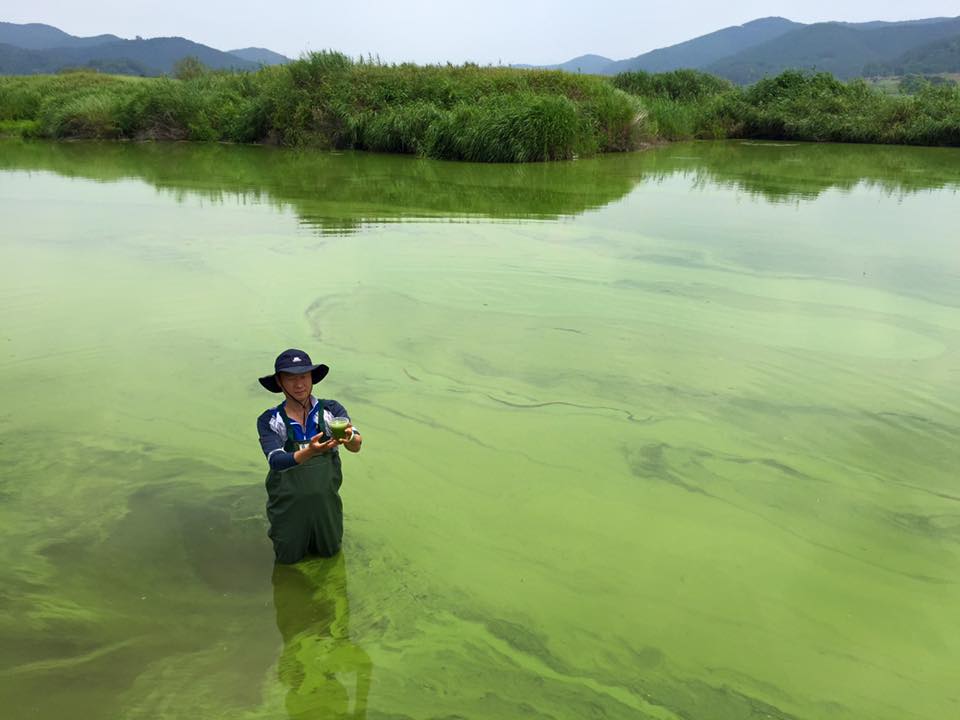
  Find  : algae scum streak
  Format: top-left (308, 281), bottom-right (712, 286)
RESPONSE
top-left (0, 138), bottom-right (958, 719)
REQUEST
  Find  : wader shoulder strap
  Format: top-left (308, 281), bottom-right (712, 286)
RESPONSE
top-left (277, 400), bottom-right (326, 450)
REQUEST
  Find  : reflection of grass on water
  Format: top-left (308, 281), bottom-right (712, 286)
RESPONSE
top-left (643, 140), bottom-right (960, 201)
top-left (0, 138), bottom-right (639, 232)
top-left (1, 137), bottom-right (957, 230)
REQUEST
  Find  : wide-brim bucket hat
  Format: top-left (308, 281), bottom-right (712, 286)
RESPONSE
top-left (258, 348), bottom-right (329, 393)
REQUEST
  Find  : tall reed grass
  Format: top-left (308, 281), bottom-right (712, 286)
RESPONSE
top-left (0, 53), bottom-right (649, 162)
top-left (3, 61), bottom-right (958, 156)
top-left (614, 69), bottom-right (960, 146)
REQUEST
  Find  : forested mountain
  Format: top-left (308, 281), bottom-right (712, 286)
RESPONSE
top-left (602, 17), bottom-right (802, 74)
top-left (529, 15), bottom-right (960, 83)
top-left (707, 17), bottom-right (960, 83)
top-left (0, 43), bottom-right (154, 74)
top-left (866, 34), bottom-right (960, 76)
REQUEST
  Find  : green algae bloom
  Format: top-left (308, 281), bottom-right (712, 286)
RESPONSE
top-left (1, 138), bottom-right (959, 720)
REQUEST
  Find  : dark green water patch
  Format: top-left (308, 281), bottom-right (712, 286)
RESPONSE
top-left (0, 139), bottom-right (637, 232)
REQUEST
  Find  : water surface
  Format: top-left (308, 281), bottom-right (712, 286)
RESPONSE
top-left (1, 139), bottom-right (959, 720)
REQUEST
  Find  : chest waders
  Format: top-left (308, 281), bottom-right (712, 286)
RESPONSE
top-left (265, 402), bottom-right (344, 564)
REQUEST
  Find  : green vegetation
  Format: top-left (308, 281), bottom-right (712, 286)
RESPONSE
top-left (0, 52), bottom-right (648, 162)
top-left (172, 56), bottom-right (208, 82)
top-left (612, 69), bottom-right (733, 101)
top-left (897, 74), bottom-right (958, 94)
top-left (2, 59), bottom-right (959, 158)
top-left (613, 69), bottom-right (960, 146)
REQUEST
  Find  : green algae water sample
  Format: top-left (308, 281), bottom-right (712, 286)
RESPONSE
top-left (329, 417), bottom-right (350, 439)
top-left (1, 139), bottom-right (959, 720)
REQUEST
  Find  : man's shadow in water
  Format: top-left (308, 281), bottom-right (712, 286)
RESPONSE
top-left (272, 553), bottom-right (373, 719)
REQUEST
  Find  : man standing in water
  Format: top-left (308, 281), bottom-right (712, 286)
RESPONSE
top-left (256, 349), bottom-right (362, 563)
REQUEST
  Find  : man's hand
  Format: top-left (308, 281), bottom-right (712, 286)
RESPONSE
top-left (336, 423), bottom-right (362, 453)
top-left (308, 432), bottom-right (339, 455)
top-left (294, 433), bottom-right (339, 464)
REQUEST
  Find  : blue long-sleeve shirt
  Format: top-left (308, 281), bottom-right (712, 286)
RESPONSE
top-left (256, 397), bottom-right (354, 471)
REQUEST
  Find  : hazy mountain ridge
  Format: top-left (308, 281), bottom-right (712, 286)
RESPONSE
top-left (227, 47), bottom-right (290, 65)
top-left (520, 54), bottom-right (616, 74)
top-left (0, 36), bottom-right (259, 75)
top-left (0, 22), bottom-right (122, 49)
top-left (0, 22), bottom-right (282, 75)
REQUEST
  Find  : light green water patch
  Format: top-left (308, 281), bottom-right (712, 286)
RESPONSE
top-left (1, 139), bottom-right (959, 719)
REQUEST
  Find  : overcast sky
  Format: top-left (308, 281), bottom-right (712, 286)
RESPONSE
top-left (6, 1), bottom-right (960, 64)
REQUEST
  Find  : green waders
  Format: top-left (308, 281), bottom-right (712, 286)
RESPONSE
top-left (265, 402), bottom-right (344, 564)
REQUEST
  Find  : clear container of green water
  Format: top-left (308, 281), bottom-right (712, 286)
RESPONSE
top-left (329, 416), bottom-right (350, 439)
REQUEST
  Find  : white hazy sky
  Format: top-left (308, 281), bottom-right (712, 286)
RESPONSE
top-left (5, 1), bottom-right (960, 64)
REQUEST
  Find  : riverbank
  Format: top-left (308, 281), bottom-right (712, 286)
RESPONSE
top-left (1, 58), bottom-right (958, 161)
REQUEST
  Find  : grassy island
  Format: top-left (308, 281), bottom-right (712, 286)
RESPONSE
top-left (1, 54), bottom-right (958, 162)
top-left (0, 52), bottom-right (648, 162)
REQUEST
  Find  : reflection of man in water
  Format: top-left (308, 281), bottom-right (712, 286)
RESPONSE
top-left (272, 552), bottom-right (373, 719)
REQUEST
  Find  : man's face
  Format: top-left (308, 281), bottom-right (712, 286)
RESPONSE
top-left (278, 371), bottom-right (312, 402)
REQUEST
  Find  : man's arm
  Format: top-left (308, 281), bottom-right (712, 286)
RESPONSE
top-left (257, 411), bottom-right (297, 471)
top-left (342, 429), bottom-right (362, 453)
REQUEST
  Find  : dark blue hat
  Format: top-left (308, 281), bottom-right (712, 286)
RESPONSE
top-left (258, 348), bottom-right (329, 393)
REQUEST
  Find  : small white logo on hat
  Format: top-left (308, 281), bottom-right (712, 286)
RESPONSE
top-left (292, 356), bottom-right (302, 362)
